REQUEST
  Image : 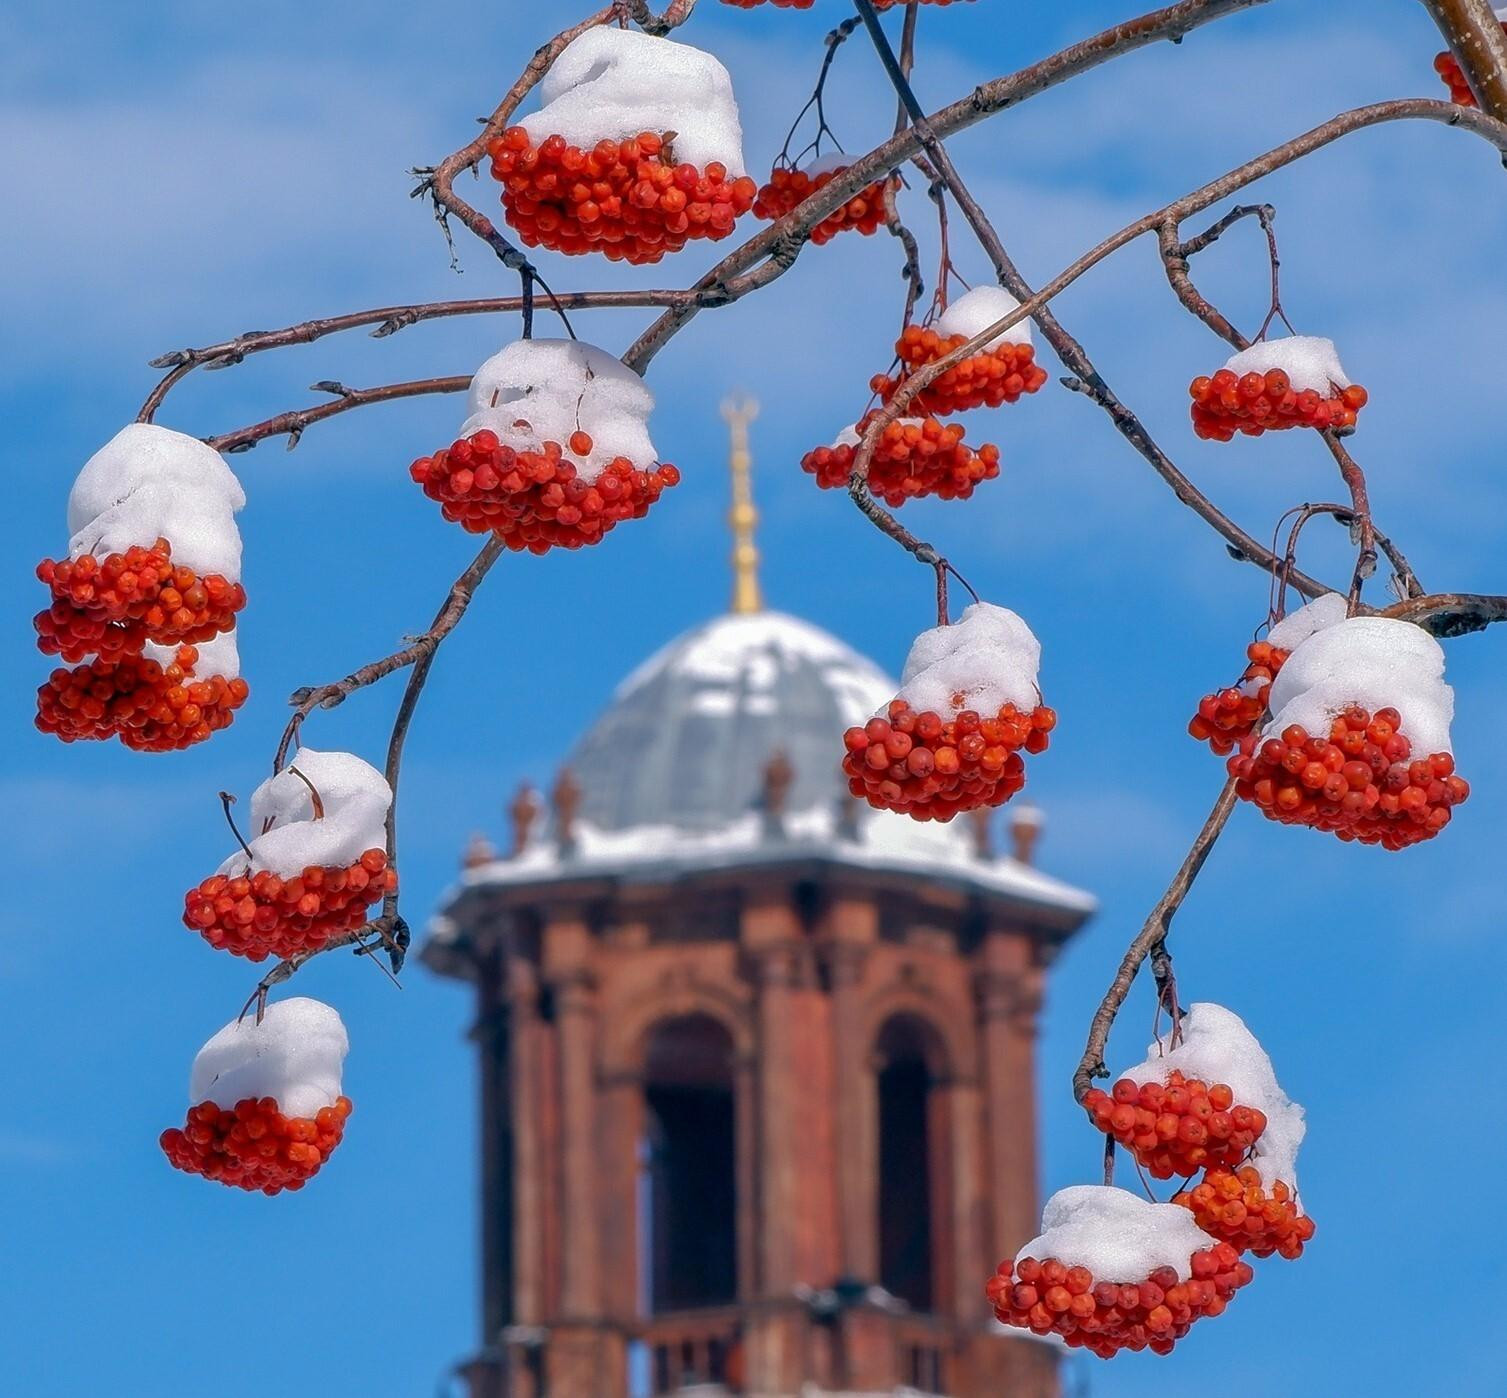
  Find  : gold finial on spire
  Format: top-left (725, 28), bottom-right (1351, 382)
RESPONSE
top-left (721, 394), bottom-right (763, 615)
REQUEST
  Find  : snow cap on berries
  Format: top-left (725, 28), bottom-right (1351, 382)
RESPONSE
top-left (831, 419), bottom-right (928, 448)
top-left (1265, 591), bottom-right (1348, 651)
top-left (219, 747), bottom-right (392, 881)
top-left (1120, 1002), bottom-right (1306, 1192)
top-left (460, 338), bottom-right (659, 483)
top-left (1264, 616), bottom-right (1454, 757)
top-left (1017, 1186), bottom-right (1219, 1284)
top-left (143, 627), bottom-right (241, 681)
top-left (189, 997), bottom-right (348, 1121)
top-left (934, 284), bottom-right (1032, 351)
top-left (895, 601), bottom-right (1041, 718)
top-left (801, 152), bottom-right (853, 179)
top-left (66, 423), bottom-right (245, 581)
top-left (518, 26), bottom-right (746, 174)
top-left (1222, 335), bottom-right (1350, 396)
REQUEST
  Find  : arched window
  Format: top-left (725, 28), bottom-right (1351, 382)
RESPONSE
top-left (876, 1014), bottom-right (945, 1313)
top-left (638, 1013), bottom-right (738, 1313)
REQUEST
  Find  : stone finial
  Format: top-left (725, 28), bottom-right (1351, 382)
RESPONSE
top-left (462, 831), bottom-right (497, 869)
top-left (836, 790), bottom-right (862, 841)
top-left (760, 748), bottom-right (794, 839)
top-left (968, 806), bottom-right (994, 860)
top-left (551, 767), bottom-right (582, 854)
top-left (1010, 802), bottom-right (1045, 865)
top-left (508, 781), bottom-right (541, 856)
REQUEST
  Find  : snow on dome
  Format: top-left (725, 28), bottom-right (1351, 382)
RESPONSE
top-left (1017, 1186), bottom-right (1217, 1284)
top-left (218, 747), bottom-right (392, 881)
top-left (189, 997), bottom-right (348, 1121)
top-left (1121, 1002), bottom-right (1306, 1191)
top-left (143, 628), bottom-right (241, 681)
top-left (896, 601), bottom-right (1041, 718)
top-left (460, 338), bottom-right (658, 483)
top-left (1266, 591), bottom-right (1348, 651)
top-left (518, 27), bottom-right (746, 175)
top-left (935, 284), bottom-right (1032, 351)
top-left (1223, 335), bottom-right (1350, 396)
top-left (1264, 616), bottom-right (1454, 757)
top-left (65, 423), bottom-right (245, 581)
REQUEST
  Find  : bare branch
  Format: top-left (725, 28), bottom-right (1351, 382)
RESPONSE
top-left (206, 376), bottom-right (469, 454)
top-left (1073, 779), bottom-right (1238, 1103)
top-left (1379, 591), bottom-right (1507, 637)
top-left (1421, 0), bottom-right (1507, 121)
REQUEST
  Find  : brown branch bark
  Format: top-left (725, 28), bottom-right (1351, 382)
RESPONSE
top-left (1379, 591), bottom-right (1507, 637)
top-left (138, 290), bottom-right (706, 425)
top-left (1073, 779), bottom-right (1238, 1103)
top-left (623, 0), bottom-right (698, 35)
top-left (274, 538), bottom-right (505, 771)
top-left (624, 0), bottom-right (1278, 374)
top-left (847, 98), bottom-right (1507, 599)
top-left (206, 376), bottom-right (469, 454)
top-left (1157, 209), bottom-right (1378, 607)
top-left (1422, 0), bottom-right (1507, 121)
top-left (413, 8), bottom-right (613, 276)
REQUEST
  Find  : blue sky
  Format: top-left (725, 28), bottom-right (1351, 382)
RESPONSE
top-left (3, 2), bottom-right (1505, 1394)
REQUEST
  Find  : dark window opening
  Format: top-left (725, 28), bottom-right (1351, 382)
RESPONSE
top-left (878, 1016), bottom-right (938, 1313)
top-left (641, 1014), bottom-right (737, 1312)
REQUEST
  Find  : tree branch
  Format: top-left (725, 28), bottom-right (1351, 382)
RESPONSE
top-left (138, 290), bottom-right (707, 425)
top-left (206, 376), bottom-right (469, 454)
top-left (623, 0), bottom-right (698, 35)
top-left (1073, 778), bottom-right (1238, 1103)
top-left (624, 0), bottom-right (1279, 373)
top-left (1421, 0), bottom-right (1507, 122)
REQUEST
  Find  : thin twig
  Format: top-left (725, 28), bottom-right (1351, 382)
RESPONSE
top-left (1073, 779), bottom-right (1238, 1103)
top-left (207, 376), bottom-right (469, 455)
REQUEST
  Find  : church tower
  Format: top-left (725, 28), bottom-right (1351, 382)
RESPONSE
top-left (422, 403), bottom-right (1095, 1398)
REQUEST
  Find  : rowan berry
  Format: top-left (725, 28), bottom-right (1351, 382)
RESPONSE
top-left (1083, 1070), bottom-right (1268, 1180)
top-left (35, 539), bottom-right (244, 663)
top-left (1174, 1166), bottom-right (1315, 1260)
top-left (1189, 365), bottom-right (1367, 440)
top-left (1187, 640), bottom-right (1289, 755)
top-left (36, 643), bottom-right (249, 751)
top-left (1227, 703), bottom-right (1467, 848)
top-left (801, 413), bottom-right (1001, 506)
top-left (1434, 24), bottom-right (1507, 106)
top-left (160, 1095), bottom-right (353, 1195)
top-left (488, 126), bottom-right (756, 264)
top-left (410, 429), bottom-right (679, 553)
top-left (986, 1240), bottom-right (1252, 1358)
top-left (870, 322), bottom-right (1048, 416)
top-left (842, 695), bottom-right (1054, 820)
top-left (183, 849), bottom-right (398, 961)
top-left (753, 164), bottom-right (895, 243)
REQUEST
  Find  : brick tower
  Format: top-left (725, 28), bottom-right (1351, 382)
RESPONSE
top-left (422, 400), bottom-right (1095, 1398)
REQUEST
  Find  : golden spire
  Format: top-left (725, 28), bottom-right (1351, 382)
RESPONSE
top-left (721, 394), bottom-right (763, 615)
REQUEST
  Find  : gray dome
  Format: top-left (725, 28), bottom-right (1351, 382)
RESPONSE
top-left (567, 611), bottom-right (895, 833)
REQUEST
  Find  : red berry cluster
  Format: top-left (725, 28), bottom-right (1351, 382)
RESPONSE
top-left (1434, 26), bottom-right (1507, 106)
top-left (842, 696), bottom-right (1055, 821)
top-left (410, 429), bottom-right (679, 554)
top-left (36, 644), bottom-right (249, 752)
top-left (1187, 640), bottom-right (1289, 756)
top-left (720, 0), bottom-right (814, 7)
top-left (184, 850), bottom-right (398, 962)
top-left (488, 128), bottom-right (757, 264)
top-left (1082, 1072), bottom-right (1268, 1181)
top-left (801, 413), bottom-right (1000, 506)
top-left (752, 165), bottom-right (892, 243)
top-left (986, 1244), bottom-right (1253, 1358)
top-left (871, 323), bottom-right (1049, 416)
top-left (160, 1095), bottom-right (353, 1195)
top-left (1174, 1167), bottom-right (1315, 1261)
top-left (1228, 705), bottom-right (1469, 848)
top-left (35, 540), bottom-right (245, 664)
top-left (1190, 367), bottom-right (1368, 441)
